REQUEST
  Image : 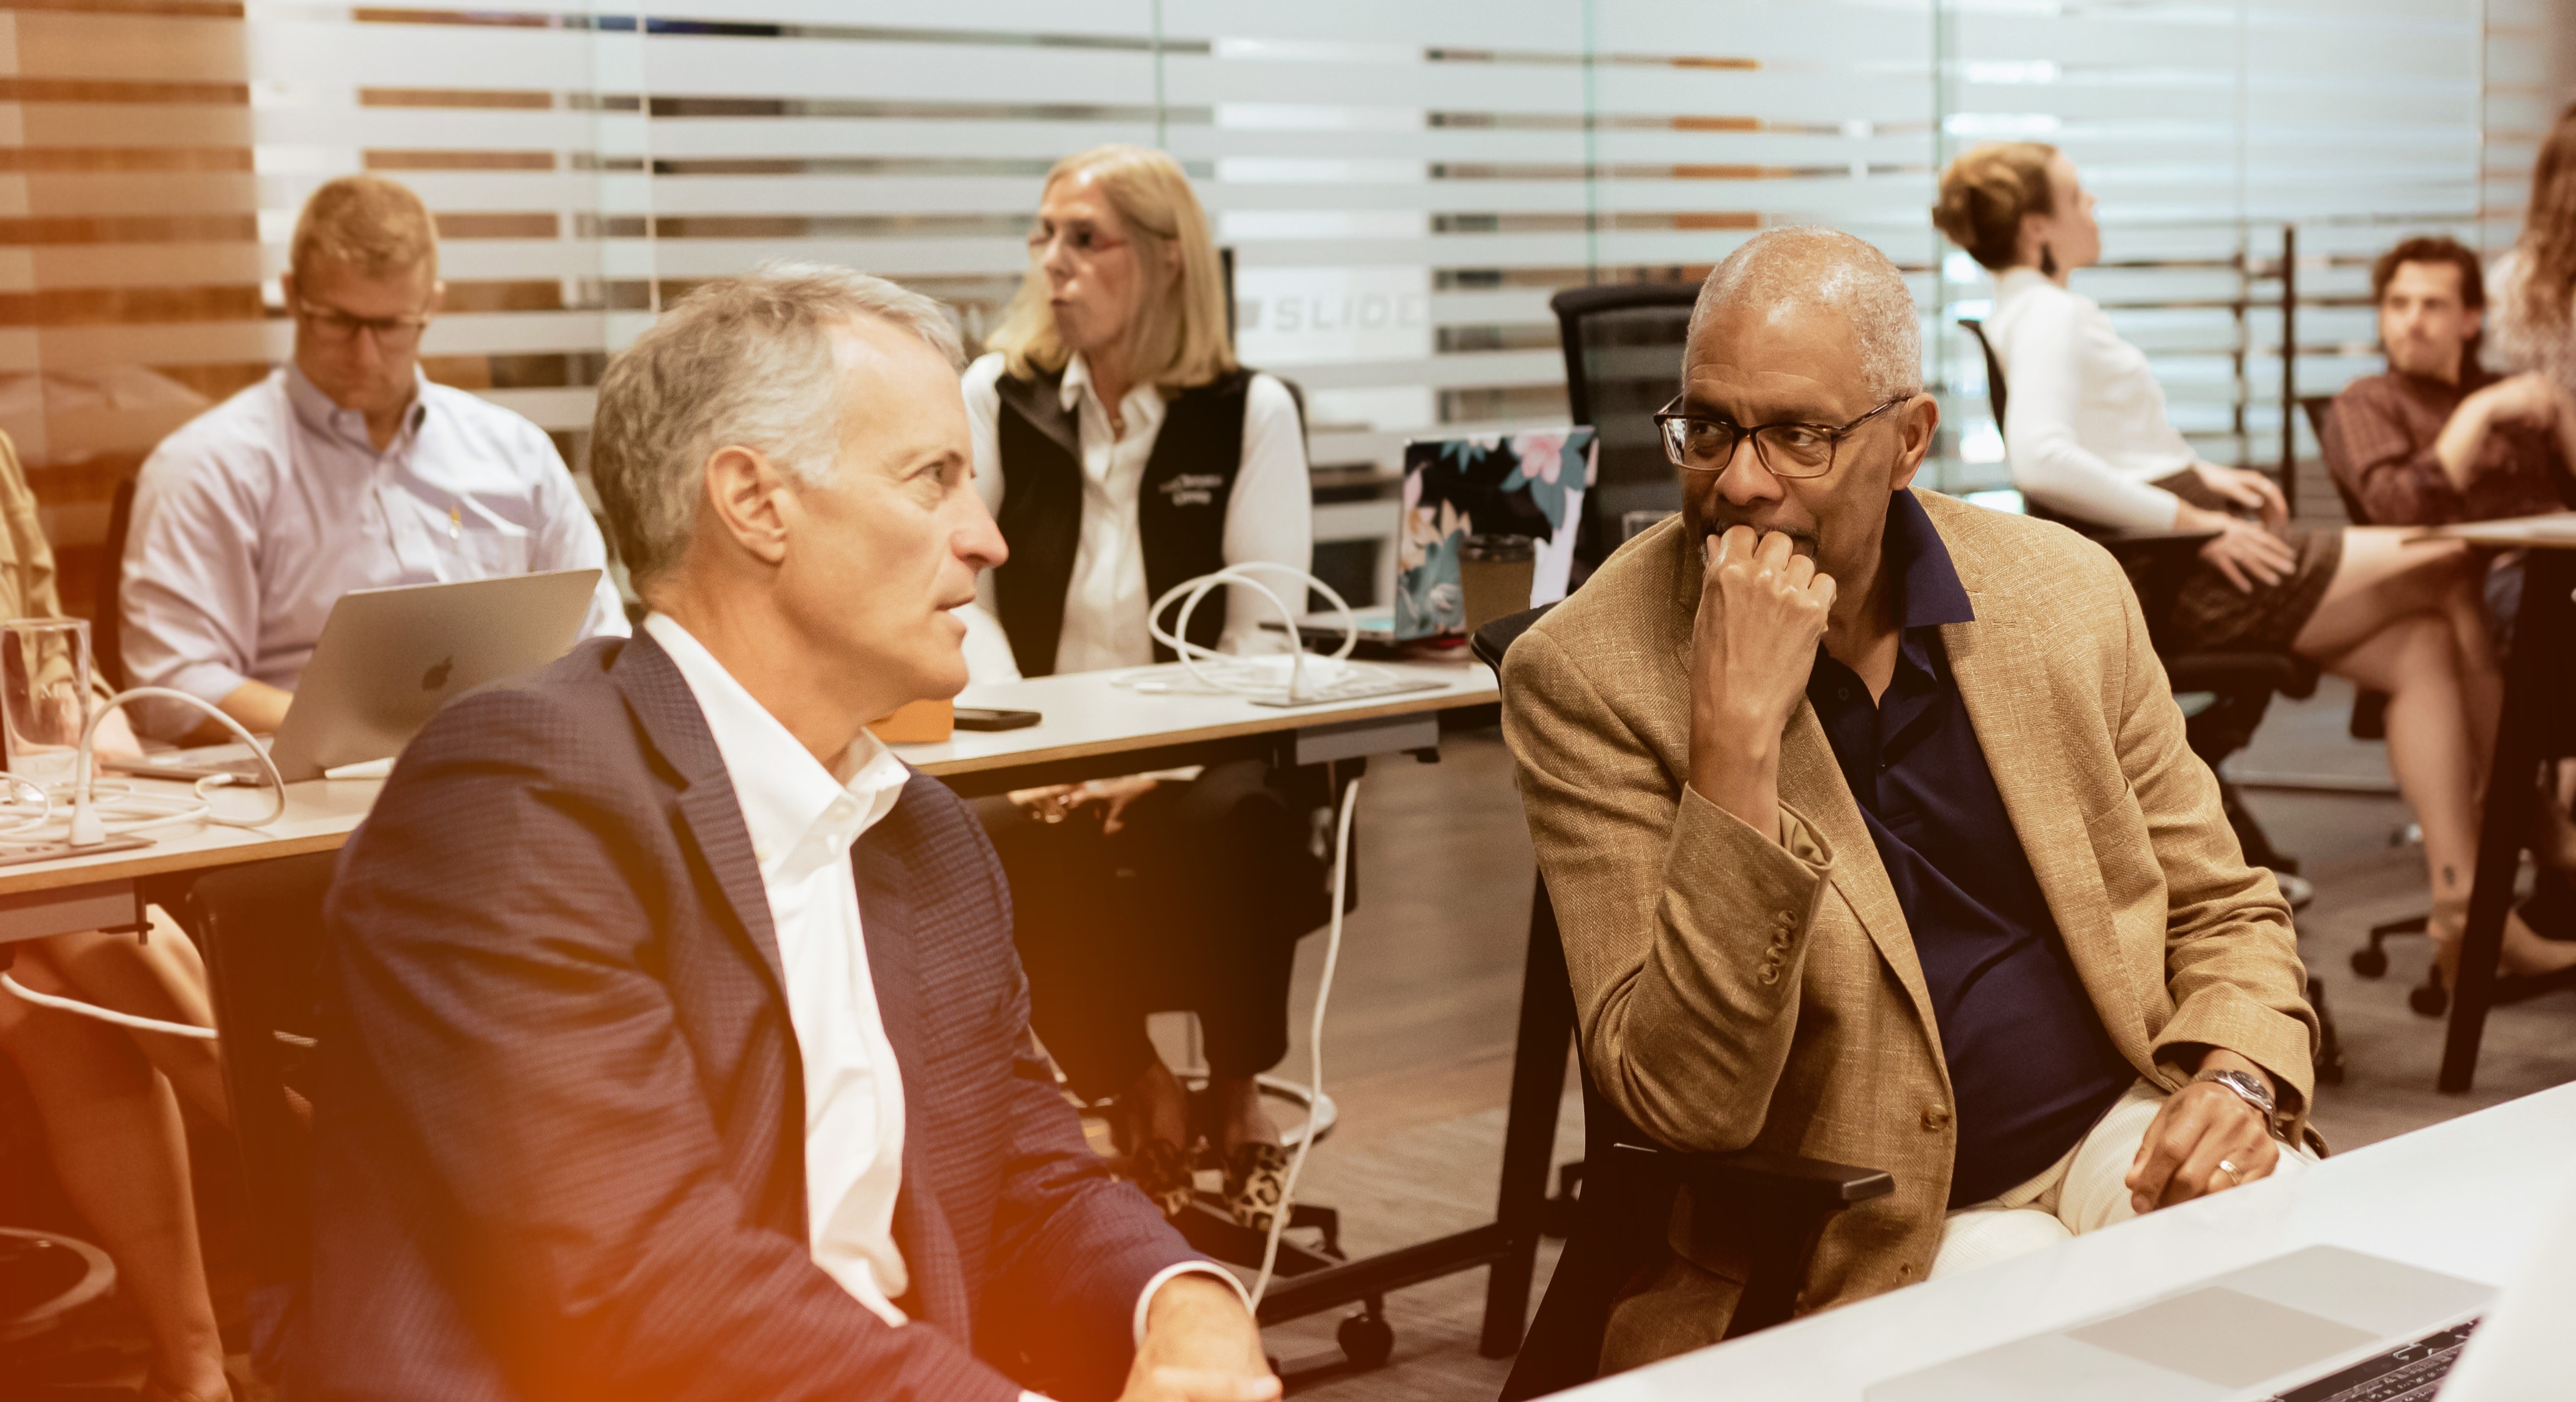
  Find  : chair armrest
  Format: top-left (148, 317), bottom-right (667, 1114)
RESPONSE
top-left (1681, 1147), bottom-right (1896, 1209)
top-left (1659, 1144), bottom-right (1895, 1339)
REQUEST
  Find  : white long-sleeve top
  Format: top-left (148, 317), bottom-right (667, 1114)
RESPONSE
top-left (1984, 266), bottom-right (2196, 532)
top-left (962, 350), bottom-right (1311, 674)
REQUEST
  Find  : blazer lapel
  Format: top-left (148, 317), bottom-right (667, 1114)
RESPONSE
top-left (854, 809), bottom-right (976, 1338)
top-left (1940, 591), bottom-right (2148, 1062)
top-left (611, 633), bottom-right (788, 998)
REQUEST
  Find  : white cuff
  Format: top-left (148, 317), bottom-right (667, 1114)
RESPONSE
top-left (1133, 1261), bottom-right (1253, 1348)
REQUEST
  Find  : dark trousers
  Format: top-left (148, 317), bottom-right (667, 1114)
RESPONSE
top-left (984, 760), bottom-right (1332, 1103)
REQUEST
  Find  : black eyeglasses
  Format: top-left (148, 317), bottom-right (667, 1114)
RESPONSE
top-left (295, 298), bottom-right (433, 350)
top-left (1653, 395), bottom-right (1910, 478)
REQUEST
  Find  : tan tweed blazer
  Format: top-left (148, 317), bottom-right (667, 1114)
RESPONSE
top-left (1501, 488), bottom-right (2317, 1366)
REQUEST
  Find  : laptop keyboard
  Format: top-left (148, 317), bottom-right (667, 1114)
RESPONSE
top-left (2269, 1320), bottom-right (2479, 1401)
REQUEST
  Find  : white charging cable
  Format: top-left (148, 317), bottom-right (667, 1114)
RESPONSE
top-left (0, 686), bottom-right (287, 849)
top-left (0, 686), bottom-right (291, 1041)
top-left (1250, 771), bottom-right (1360, 1310)
top-left (1129, 564), bottom-right (1402, 705)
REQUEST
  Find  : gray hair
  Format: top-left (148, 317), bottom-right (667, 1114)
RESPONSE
top-left (589, 260), bottom-right (964, 594)
top-left (1687, 227), bottom-right (1924, 401)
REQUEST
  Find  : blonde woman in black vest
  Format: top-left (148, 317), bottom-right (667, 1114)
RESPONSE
top-left (963, 144), bottom-right (1316, 1229)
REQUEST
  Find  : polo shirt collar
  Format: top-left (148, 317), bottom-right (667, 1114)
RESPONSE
top-left (1887, 488), bottom-right (1975, 632)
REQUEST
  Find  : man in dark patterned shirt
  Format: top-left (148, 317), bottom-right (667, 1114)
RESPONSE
top-left (2324, 235), bottom-right (2575, 529)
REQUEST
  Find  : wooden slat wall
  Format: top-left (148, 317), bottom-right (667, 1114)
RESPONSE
top-left (0, 0), bottom-right (260, 620)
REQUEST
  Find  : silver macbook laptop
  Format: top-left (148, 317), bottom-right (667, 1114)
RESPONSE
top-left (1866, 1246), bottom-right (2491, 1402)
top-left (109, 568), bottom-right (603, 786)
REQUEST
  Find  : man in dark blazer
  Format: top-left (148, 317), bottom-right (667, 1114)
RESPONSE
top-left (300, 263), bottom-right (1276, 1402)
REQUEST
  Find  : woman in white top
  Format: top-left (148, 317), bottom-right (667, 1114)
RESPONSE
top-left (963, 145), bottom-right (1319, 1230)
top-left (1938, 142), bottom-right (2575, 987)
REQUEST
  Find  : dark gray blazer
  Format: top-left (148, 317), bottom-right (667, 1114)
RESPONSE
top-left (297, 632), bottom-right (1199, 1401)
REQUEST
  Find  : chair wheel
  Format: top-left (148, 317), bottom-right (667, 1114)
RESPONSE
top-left (2409, 980), bottom-right (2450, 1017)
top-left (2349, 947), bottom-right (2388, 979)
top-left (1337, 1310), bottom-right (1394, 1369)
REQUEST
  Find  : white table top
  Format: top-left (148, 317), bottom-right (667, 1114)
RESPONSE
top-left (1570, 1082), bottom-right (2576, 1402)
top-left (0, 656), bottom-right (1497, 900)
top-left (900, 656), bottom-right (1496, 780)
top-left (2425, 510), bottom-right (2576, 549)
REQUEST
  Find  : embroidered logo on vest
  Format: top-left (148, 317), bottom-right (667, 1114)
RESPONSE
top-left (1158, 473), bottom-right (1227, 508)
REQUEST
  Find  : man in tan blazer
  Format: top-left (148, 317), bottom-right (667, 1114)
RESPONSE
top-left (1502, 229), bottom-right (2317, 1370)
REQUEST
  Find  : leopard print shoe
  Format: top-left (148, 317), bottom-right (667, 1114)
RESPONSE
top-left (1224, 1142), bottom-right (1290, 1233)
top-left (1121, 1137), bottom-right (1196, 1220)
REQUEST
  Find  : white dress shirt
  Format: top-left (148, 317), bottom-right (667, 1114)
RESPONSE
top-left (644, 613), bottom-right (918, 1325)
top-left (962, 351), bottom-right (1311, 673)
top-left (1984, 266), bottom-right (2198, 532)
top-left (120, 365), bottom-right (628, 736)
top-left (643, 615), bottom-right (1246, 1355)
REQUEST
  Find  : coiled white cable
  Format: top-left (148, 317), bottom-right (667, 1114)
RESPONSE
top-left (1132, 564), bottom-right (1402, 705)
top-left (1250, 772), bottom-right (1360, 1310)
top-left (0, 685), bottom-right (287, 848)
top-left (0, 686), bottom-right (290, 1041)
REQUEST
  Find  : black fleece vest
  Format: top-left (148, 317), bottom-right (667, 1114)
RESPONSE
top-left (990, 366), bottom-right (1251, 677)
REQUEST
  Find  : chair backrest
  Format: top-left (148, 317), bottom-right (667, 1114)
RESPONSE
top-left (1959, 317), bottom-right (2009, 427)
top-left (189, 851), bottom-right (339, 1289)
top-left (1469, 602), bottom-right (1558, 674)
top-left (1548, 283), bottom-right (1700, 566)
top-left (95, 474), bottom-right (137, 691)
top-left (2300, 394), bottom-right (2374, 525)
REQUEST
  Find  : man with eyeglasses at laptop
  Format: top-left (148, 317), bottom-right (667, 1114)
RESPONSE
top-left (1501, 228), bottom-right (2319, 1376)
top-left (119, 174), bottom-right (626, 741)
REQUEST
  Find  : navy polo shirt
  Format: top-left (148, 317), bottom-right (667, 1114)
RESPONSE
top-left (1806, 491), bottom-right (2134, 1207)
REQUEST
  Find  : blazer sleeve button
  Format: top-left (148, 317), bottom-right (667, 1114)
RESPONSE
top-left (1920, 1105), bottom-right (1952, 1132)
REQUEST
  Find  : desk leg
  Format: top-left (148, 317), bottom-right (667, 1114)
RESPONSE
top-left (2441, 550), bottom-right (2575, 1094)
top-left (1480, 873), bottom-right (1575, 1358)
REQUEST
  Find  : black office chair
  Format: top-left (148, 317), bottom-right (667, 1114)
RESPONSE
top-left (187, 851), bottom-right (338, 1374)
top-left (1475, 608), bottom-right (1895, 1401)
top-left (1963, 321), bottom-right (2342, 1078)
top-left (1549, 283), bottom-right (1701, 569)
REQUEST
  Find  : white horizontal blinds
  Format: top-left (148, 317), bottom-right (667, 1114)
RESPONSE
top-left (0, 2), bottom-right (263, 621)
top-left (1937, 0), bottom-right (2488, 503)
top-left (239, 2), bottom-right (620, 450)
top-left (129, 0), bottom-right (2565, 535)
top-left (1571, 2), bottom-right (1935, 518)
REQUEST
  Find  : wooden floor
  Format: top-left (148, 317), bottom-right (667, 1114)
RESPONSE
top-left (1240, 683), bottom-right (2576, 1400)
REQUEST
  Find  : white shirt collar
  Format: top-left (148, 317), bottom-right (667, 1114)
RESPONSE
top-left (1059, 350), bottom-right (1162, 420)
top-left (285, 363), bottom-right (430, 455)
top-left (641, 613), bottom-right (910, 876)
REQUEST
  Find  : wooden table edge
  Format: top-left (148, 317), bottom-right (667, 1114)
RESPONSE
top-left (1, 829), bottom-right (353, 897)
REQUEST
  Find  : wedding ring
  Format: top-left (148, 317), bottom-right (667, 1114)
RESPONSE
top-left (2217, 1158), bottom-right (2243, 1187)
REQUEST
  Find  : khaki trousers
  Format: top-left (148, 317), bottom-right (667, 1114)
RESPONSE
top-left (1930, 1080), bottom-right (2317, 1279)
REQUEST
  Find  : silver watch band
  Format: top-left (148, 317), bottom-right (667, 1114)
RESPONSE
top-left (2197, 1068), bottom-right (2282, 1135)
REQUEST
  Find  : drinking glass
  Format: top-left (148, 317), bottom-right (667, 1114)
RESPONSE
top-left (2, 618), bottom-right (92, 788)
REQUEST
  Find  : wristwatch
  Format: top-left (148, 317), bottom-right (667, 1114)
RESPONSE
top-left (2196, 1067), bottom-right (2282, 1136)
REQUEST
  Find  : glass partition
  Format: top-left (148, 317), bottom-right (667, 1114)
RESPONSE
top-left (3, 0), bottom-right (2562, 612)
